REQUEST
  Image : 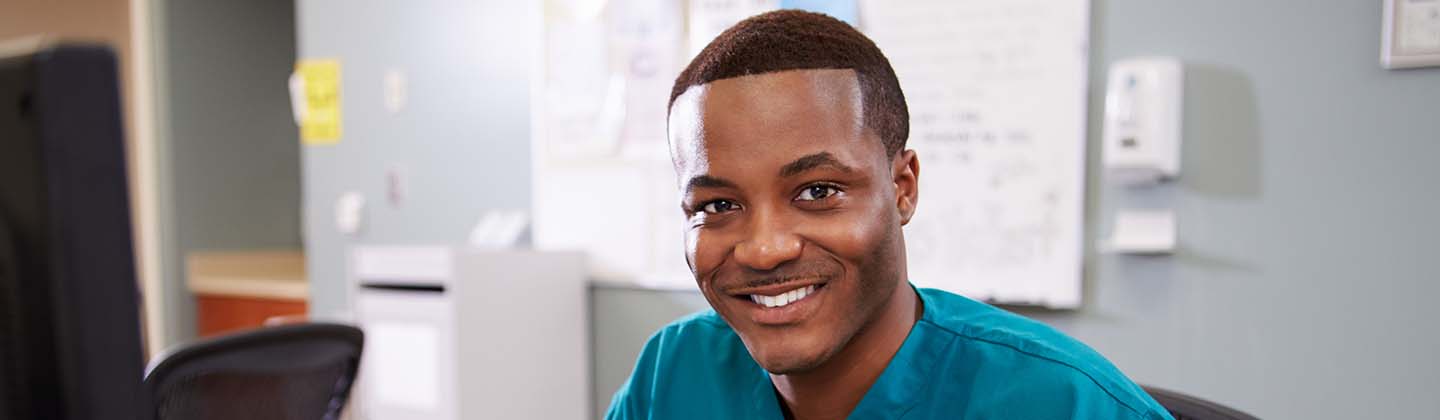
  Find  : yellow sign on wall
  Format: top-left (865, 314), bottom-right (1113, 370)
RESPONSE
top-left (297, 59), bottom-right (342, 145)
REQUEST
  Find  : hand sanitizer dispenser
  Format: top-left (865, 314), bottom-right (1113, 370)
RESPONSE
top-left (1103, 57), bottom-right (1183, 186)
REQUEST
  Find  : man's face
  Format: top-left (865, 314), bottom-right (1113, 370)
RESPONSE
top-left (669, 69), bottom-right (916, 374)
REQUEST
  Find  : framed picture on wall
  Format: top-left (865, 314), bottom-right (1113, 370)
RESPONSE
top-left (1382, 0), bottom-right (1440, 69)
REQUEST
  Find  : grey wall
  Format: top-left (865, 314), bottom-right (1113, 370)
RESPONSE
top-left (1042, 1), bottom-right (1439, 417)
top-left (156, 0), bottom-right (300, 347)
top-left (593, 1), bottom-right (1440, 419)
top-left (295, 0), bottom-right (534, 318)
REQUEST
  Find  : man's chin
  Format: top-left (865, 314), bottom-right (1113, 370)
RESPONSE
top-left (752, 346), bottom-right (834, 375)
top-left (758, 358), bottom-right (822, 375)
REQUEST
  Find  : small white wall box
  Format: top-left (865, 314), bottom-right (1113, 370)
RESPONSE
top-left (350, 246), bottom-right (587, 420)
top-left (1103, 57), bottom-right (1183, 186)
top-left (1102, 209), bottom-right (1177, 255)
top-left (1383, 0), bottom-right (1440, 69)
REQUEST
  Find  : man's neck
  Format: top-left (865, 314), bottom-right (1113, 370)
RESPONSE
top-left (770, 283), bottom-right (920, 420)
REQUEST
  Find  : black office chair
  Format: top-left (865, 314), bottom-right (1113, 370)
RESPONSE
top-left (143, 323), bottom-right (364, 420)
top-left (1143, 386), bottom-right (1260, 420)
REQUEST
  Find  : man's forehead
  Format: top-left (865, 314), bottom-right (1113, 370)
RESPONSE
top-left (668, 68), bottom-right (862, 125)
top-left (667, 69), bottom-right (866, 168)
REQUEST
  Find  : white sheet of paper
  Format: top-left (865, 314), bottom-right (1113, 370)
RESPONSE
top-left (467, 210), bottom-right (529, 249)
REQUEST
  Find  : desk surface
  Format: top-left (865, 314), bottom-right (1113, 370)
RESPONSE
top-left (186, 250), bottom-right (307, 301)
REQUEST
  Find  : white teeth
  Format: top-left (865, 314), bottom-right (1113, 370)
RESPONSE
top-left (750, 285), bottom-right (819, 308)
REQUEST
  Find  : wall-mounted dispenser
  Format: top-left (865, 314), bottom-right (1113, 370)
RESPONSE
top-left (1101, 57), bottom-right (1183, 255)
top-left (1103, 57), bottom-right (1183, 186)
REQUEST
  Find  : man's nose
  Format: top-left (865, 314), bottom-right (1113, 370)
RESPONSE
top-left (732, 211), bottom-right (802, 271)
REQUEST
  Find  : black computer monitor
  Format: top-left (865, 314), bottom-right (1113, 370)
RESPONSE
top-left (0, 41), bottom-right (146, 419)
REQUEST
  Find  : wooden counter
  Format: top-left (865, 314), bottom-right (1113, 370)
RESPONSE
top-left (187, 250), bottom-right (308, 337)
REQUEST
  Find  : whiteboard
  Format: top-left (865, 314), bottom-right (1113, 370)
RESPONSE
top-left (860, 0), bottom-right (1089, 308)
top-left (533, 0), bottom-right (1091, 307)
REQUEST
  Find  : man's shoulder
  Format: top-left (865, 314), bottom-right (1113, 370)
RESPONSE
top-left (607, 310), bottom-right (760, 420)
top-left (626, 309), bottom-right (758, 381)
top-left (644, 309), bottom-right (738, 352)
top-left (916, 288), bottom-right (1171, 419)
top-left (917, 287), bottom-right (1107, 365)
top-left (661, 308), bottom-right (732, 332)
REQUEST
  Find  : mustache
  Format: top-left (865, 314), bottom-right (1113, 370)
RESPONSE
top-left (731, 260), bottom-right (841, 289)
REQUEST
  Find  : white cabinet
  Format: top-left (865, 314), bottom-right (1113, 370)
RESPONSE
top-left (350, 246), bottom-right (588, 420)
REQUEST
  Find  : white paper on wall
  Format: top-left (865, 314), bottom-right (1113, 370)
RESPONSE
top-left (860, 0), bottom-right (1090, 308)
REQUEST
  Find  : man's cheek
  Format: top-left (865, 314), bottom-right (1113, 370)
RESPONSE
top-left (686, 230), bottom-right (727, 284)
top-left (684, 230), bottom-right (701, 273)
top-left (806, 212), bottom-right (884, 258)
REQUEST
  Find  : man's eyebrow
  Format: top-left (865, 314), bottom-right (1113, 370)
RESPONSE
top-left (684, 174), bottom-right (738, 193)
top-left (779, 152), bottom-right (856, 178)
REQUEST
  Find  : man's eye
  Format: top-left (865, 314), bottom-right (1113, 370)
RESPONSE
top-left (796, 185), bottom-right (839, 201)
top-left (701, 200), bottom-right (739, 214)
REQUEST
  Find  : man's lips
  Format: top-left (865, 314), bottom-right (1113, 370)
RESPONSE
top-left (723, 276), bottom-right (830, 298)
top-left (726, 280), bottom-right (829, 325)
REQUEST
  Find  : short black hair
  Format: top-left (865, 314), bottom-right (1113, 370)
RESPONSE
top-left (669, 10), bottom-right (909, 156)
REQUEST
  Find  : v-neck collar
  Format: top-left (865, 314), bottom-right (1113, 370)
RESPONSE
top-left (748, 285), bottom-right (950, 419)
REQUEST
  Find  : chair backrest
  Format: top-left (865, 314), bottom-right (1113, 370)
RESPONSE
top-left (1143, 386), bottom-right (1260, 420)
top-left (143, 323), bottom-right (364, 420)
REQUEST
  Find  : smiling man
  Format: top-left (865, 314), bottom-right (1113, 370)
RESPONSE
top-left (607, 10), bottom-right (1172, 420)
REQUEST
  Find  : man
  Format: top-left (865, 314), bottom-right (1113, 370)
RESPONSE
top-left (608, 10), bottom-right (1173, 420)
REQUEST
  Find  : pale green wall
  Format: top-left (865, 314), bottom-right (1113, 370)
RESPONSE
top-left (155, 0), bottom-right (300, 348)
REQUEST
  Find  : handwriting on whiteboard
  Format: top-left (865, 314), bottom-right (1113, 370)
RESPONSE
top-left (861, 0), bottom-right (1089, 308)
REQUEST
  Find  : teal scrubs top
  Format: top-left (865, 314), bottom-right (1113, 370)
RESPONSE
top-left (607, 286), bottom-right (1173, 419)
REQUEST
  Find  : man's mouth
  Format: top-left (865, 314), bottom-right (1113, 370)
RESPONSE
top-left (724, 279), bottom-right (831, 325)
top-left (748, 285), bottom-right (819, 308)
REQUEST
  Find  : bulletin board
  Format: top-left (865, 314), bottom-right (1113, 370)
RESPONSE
top-left (533, 0), bottom-right (1090, 308)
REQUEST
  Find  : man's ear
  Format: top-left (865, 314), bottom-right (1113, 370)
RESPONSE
top-left (892, 149), bottom-right (919, 225)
